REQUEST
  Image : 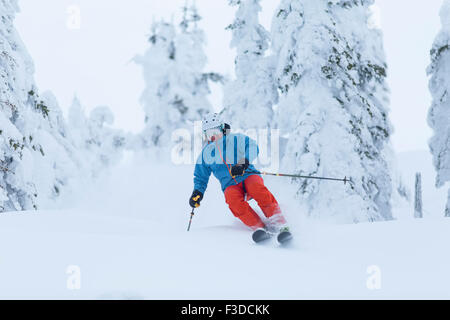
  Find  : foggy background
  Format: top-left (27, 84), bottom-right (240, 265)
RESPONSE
top-left (15, 0), bottom-right (442, 153)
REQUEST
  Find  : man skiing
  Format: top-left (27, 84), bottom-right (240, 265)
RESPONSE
top-left (189, 113), bottom-right (292, 243)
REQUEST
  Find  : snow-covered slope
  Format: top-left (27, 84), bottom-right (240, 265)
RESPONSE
top-left (0, 150), bottom-right (448, 299)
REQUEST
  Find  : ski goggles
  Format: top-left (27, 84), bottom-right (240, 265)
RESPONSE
top-left (204, 126), bottom-right (222, 141)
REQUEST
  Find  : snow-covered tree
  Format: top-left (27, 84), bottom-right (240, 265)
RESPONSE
top-left (88, 106), bottom-right (126, 170)
top-left (134, 20), bottom-right (176, 151)
top-left (135, 3), bottom-right (221, 154)
top-left (30, 91), bottom-right (82, 204)
top-left (68, 97), bottom-right (126, 178)
top-left (0, 1), bottom-right (128, 212)
top-left (0, 1), bottom-right (81, 211)
top-left (222, 0), bottom-right (278, 130)
top-left (0, 1), bottom-right (38, 211)
top-left (427, 0), bottom-right (450, 217)
top-left (271, 0), bottom-right (394, 223)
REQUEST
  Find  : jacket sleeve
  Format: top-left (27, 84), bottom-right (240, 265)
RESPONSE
top-left (193, 156), bottom-right (212, 194)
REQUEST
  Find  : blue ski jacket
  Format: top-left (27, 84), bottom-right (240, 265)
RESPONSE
top-left (193, 133), bottom-right (261, 194)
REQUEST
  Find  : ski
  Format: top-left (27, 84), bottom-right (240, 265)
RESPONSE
top-left (252, 228), bottom-right (272, 243)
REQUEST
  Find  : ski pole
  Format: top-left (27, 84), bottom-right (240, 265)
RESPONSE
top-left (187, 207), bottom-right (195, 232)
top-left (261, 172), bottom-right (351, 185)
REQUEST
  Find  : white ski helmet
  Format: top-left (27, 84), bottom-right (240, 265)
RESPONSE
top-left (202, 113), bottom-right (224, 132)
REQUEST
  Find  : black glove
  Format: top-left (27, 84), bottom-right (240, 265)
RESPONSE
top-left (231, 159), bottom-right (249, 177)
top-left (189, 190), bottom-right (203, 208)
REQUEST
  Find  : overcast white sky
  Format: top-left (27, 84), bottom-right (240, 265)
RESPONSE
top-left (15, 0), bottom-right (443, 152)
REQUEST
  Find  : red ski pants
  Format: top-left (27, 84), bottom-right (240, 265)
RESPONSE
top-left (224, 175), bottom-right (285, 230)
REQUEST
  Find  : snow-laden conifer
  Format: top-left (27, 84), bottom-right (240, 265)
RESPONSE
top-left (427, 0), bottom-right (450, 217)
top-left (271, 0), bottom-right (394, 222)
top-left (135, 3), bottom-right (220, 156)
top-left (223, 0), bottom-right (278, 130)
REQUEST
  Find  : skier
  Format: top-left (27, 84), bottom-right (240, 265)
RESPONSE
top-left (189, 113), bottom-right (292, 243)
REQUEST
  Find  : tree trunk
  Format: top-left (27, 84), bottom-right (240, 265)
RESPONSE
top-left (414, 173), bottom-right (423, 218)
top-left (446, 189), bottom-right (450, 218)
